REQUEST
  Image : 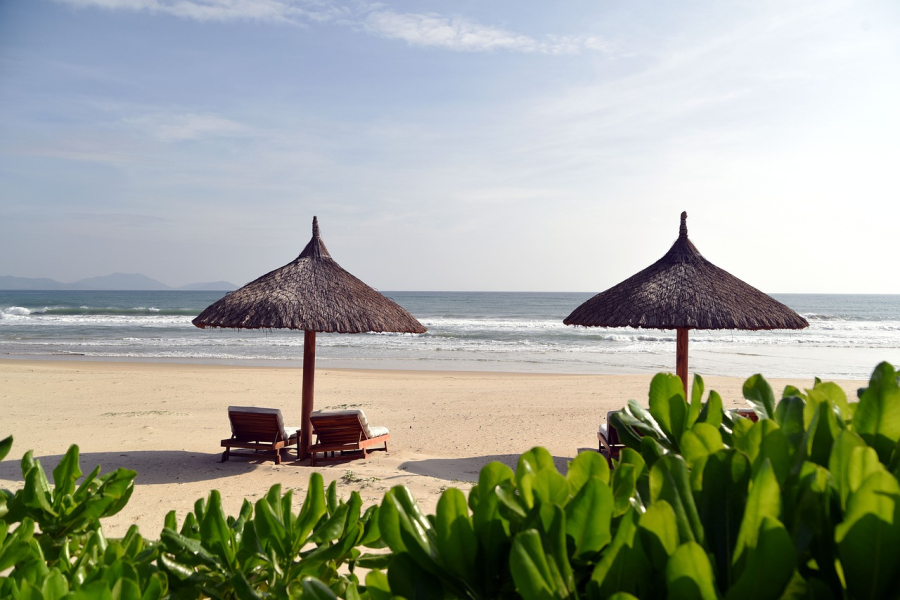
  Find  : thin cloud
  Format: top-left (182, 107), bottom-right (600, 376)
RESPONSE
top-left (53, 0), bottom-right (346, 24)
top-left (363, 10), bottom-right (610, 54)
top-left (54, 0), bottom-right (609, 54)
top-left (124, 112), bottom-right (250, 141)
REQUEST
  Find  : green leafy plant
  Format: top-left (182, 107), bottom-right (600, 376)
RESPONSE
top-left (3, 361), bottom-right (900, 599)
top-left (0, 436), bottom-right (165, 599)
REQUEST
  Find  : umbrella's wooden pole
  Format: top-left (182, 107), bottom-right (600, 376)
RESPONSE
top-left (300, 329), bottom-right (316, 461)
top-left (676, 327), bottom-right (689, 397)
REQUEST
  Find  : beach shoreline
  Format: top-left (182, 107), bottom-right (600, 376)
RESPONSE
top-left (0, 358), bottom-right (864, 538)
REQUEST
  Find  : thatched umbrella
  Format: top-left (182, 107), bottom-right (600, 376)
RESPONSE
top-left (564, 212), bottom-right (808, 393)
top-left (193, 217), bottom-right (426, 460)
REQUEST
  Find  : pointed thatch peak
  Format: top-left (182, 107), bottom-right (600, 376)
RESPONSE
top-left (564, 212), bottom-right (809, 331)
top-left (192, 217), bottom-right (426, 334)
top-left (298, 216), bottom-right (332, 260)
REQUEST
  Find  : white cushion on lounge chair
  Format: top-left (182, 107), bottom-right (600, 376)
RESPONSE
top-left (598, 424), bottom-right (608, 439)
top-left (368, 426), bottom-right (390, 438)
top-left (228, 406), bottom-right (299, 439)
top-left (311, 409), bottom-right (388, 439)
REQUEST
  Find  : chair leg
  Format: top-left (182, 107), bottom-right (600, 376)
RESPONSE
top-left (384, 441), bottom-right (389, 454)
top-left (221, 448), bottom-right (229, 463)
top-left (275, 448), bottom-right (282, 465)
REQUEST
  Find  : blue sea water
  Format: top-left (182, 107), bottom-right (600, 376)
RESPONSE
top-left (0, 290), bottom-right (898, 380)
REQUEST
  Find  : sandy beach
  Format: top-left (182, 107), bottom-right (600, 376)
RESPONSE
top-left (0, 358), bottom-right (862, 538)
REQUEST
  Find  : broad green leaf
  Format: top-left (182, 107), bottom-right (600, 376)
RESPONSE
top-left (469, 462), bottom-right (514, 594)
top-left (510, 530), bottom-right (560, 600)
top-left (854, 362), bottom-right (900, 463)
top-left (52, 445), bottom-right (82, 499)
top-left (733, 459), bottom-right (780, 572)
top-left (785, 462), bottom-right (841, 590)
top-left (611, 463), bottom-right (639, 517)
top-left (19, 580), bottom-right (46, 600)
top-left (70, 581), bottom-right (114, 600)
top-left (648, 373), bottom-right (688, 447)
top-left (565, 478), bottom-right (613, 558)
top-left (836, 470), bottom-right (900, 599)
top-left (649, 455), bottom-right (703, 545)
top-left (829, 430), bottom-right (868, 510)
top-left (159, 528), bottom-right (221, 571)
top-left (516, 446), bottom-right (568, 508)
top-left (680, 423), bottom-right (723, 469)
top-left (434, 488), bottom-right (477, 583)
top-left (729, 415), bottom-right (755, 454)
top-left (539, 504), bottom-right (575, 593)
top-left (640, 437), bottom-right (667, 470)
top-left (774, 396), bottom-right (806, 449)
top-left (610, 411), bottom-right (644, 451)
top-left (22, 463), bottom-right (57, 517)
top-left (364, 569), bottom-right (393, 600)
top-left (697, 390), bottom-right (723, 429)
top-left (624, 400), bottom-right (671, 446)
top-left (696, 449), bottom-right (750, 588)
top-left (358, 504), bottom-right (384, 548)
top-left (590, 507), bottom-right (653, 599)
top-left (637, 500), bottom-right (678, 570)
top-left (254, 496), bottom-right (289, 558)
top-left (387, 551), bottom-right (445, 600)
top-left (804, 401), bottom-right (841, 468)
top-left (0, 435), bottom-right (11, 463)
top-left (296, 472), bottom-right (326, 545)
top-left (496, 480), bottom-right (528, 519)
top-left (810, 381), bottom-right (851, 422)
top-left (530, 469), bottom-right (570, 508)
top-left (516, 447), bottom-right (558, 483)
top-left (566, 450), bottom-right (609, 494)
top-left (687, 374), bottom-right (705, 429)
top-left (300, 577), bottom-right (339, 600)
top-left (111, 578), bottom-right (142, 600)
top-left (198, 490), bottom-right (235, 568)
top-left (665, 542), bottom-right (718, 600)
top-left (41, 568), bottom-right (69, 600)
top-left (379, 486), bottom-right (441, 576)
top-left (846, 446), bottom-right (885, 496)
top-left (308, 502), bottom-right (349, 544)
top-left (725, 516), bottom-right (796, 600)
top-left (745, 420), bottom-right (791, 484)
top-left (743, 374), bottom-right (776, 419)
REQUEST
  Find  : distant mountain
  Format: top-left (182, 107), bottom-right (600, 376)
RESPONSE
top-left (0, 274), bottom-right (238, 291)
top-left (0, 276), bottom-right (69, 290)
top-left (178, 281), bottom-right (238, 291)
top-left (75, 273), bottom-right (171, 290)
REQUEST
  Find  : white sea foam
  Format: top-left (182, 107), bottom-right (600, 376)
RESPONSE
top-left (1, 290), bottom-right (898, 379)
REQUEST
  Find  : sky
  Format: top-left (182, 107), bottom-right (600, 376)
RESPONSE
top-left (1, 0), bottom-right (898, 292)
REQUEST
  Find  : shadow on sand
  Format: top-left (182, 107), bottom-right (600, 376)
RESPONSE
top-left (0, 449), bottom-right (284, 486)
top-left (400, 452), bottom-right (580, 483)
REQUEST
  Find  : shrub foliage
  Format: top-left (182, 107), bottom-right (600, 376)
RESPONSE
top-left (2, 361), bottom-right (900, 599)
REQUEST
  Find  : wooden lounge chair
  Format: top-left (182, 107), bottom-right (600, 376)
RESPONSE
top-left (221, 406), bottom-right (300, 465)
top-left (597, 407), bottom-right (760, 467)
top-left (309, 409), bottom-right (390, 466)
top-left (598, 411), bottom-right (626, 467)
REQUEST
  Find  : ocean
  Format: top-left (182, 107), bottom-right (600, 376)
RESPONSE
top-left (0, 291), bottom-right (898, 380)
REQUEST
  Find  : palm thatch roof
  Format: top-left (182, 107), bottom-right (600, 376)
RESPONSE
top-left (193, 217), bottom-right (426, 334)
top-left (564, 212), bottom-right (808, 331)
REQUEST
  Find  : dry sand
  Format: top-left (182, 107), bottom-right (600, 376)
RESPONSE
top-left (0, 359), bottom-right (862, 538)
